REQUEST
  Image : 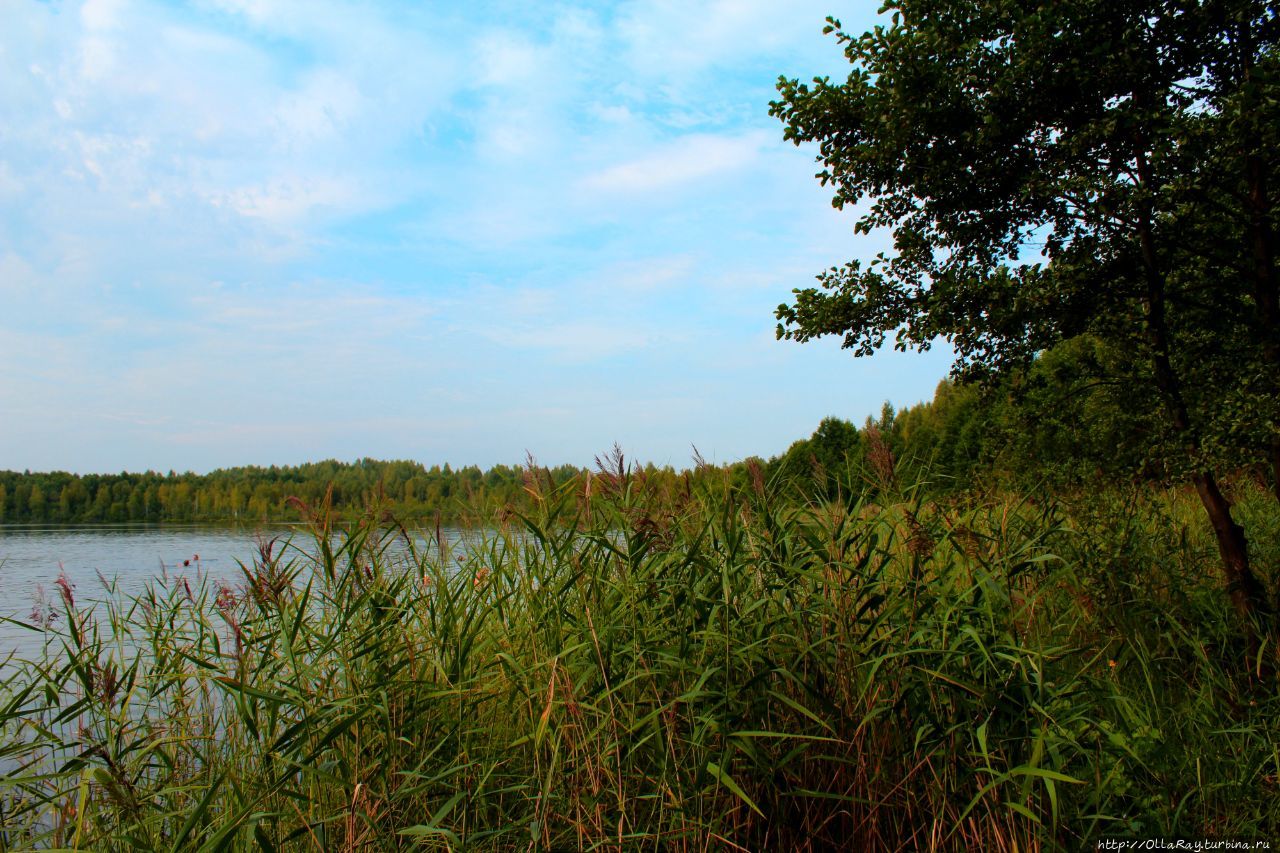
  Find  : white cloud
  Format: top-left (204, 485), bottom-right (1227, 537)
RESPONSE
top-left (0, 162), bottom-right (22, 196)
top-left (604, 255), bottom-right (696, 293)
top-left (190, 286), bottom-right (436, 338)
top-left (78, 35), bottom-right (117, 80)
top-left (73, 131), bottom-right (152, 184)
top-left (0, 252), bottom-right (39, 295)
top-left (1, 0), bottom-right (472, 248)
top-left (616, 0), bottom-right (838, 77)
top-left (81, 0), bottom-right (127, 32)
top-left (581, 131), bottom-right (768, 194)
top-left (474, 31), bottom-right (544, 87)
top-left (210, 176), bottom-right (359, 224)
top-left (272, 69), bottom-right (364, 148)
top-left (487, 321), bottom-right (656, 361)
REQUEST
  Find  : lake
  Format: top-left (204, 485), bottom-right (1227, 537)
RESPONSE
top-left (0, 524), bottom-right (297, 658)
top-left (0, 523), bottom-right (487, 663)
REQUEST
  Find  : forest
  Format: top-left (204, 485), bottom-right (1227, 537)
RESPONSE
top-left (0, 459), bottom-right (581, 525)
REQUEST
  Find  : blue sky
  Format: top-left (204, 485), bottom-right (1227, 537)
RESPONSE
top-left (1, 0), bottom-right (954, 474)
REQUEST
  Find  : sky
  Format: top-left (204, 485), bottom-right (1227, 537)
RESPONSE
top-left (0, 0), bottom-right (955, 475)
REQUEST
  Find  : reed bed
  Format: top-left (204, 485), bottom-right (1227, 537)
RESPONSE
top-left (0, 460), bottom-right (1277, 850)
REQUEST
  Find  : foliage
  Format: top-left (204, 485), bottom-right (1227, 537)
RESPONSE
top-left (769, 0), bottom-right (1280, 637)
top-left (770, 1), bottom-right (1278, 459)
top-left (761, 336), bottom-right (1163, 498)
top-left (767, 0), bottom-right (1280, 470)
top-left (0, 463), bottom-right (1276, 850)
top-left (883, 337), bottom-right (1164, 490)
top-left (768, 415), bottom-right (862, 498)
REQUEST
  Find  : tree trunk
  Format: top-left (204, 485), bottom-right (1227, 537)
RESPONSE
top-left (1244, 153), bottom-right (1280, 505)
top-left (1236, 19), bottom-right (1280, 506)
top-left (1134, 200), bottom-right (1272, 659)
top-left (1192, 472), bottom-right (1271, 626)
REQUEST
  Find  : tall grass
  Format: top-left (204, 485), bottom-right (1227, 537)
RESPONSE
top-left (0, 459), bottom-right (1276, 850)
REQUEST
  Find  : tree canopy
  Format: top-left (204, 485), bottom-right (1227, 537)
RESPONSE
top-left (770, 0), bottom-right (1279, 642)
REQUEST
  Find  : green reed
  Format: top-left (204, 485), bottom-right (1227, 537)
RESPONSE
top-left (0, 461), bottom-right (1276, 850)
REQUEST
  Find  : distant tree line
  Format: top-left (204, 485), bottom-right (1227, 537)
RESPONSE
top-left (0, 456), bottom-right (750, 527)
top-left (0, 460), bottom-right (585, 525)
top-left (1, 334), bottom-right (1269, 527)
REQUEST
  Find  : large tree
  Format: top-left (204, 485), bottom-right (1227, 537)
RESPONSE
top-left (770, 0), bottom-right (1278, 651)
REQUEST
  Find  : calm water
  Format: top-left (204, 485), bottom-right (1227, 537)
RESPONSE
top-left (0, 524), bottom-right (477, 659)
top-left (0, 524), bottom-right (306, 657)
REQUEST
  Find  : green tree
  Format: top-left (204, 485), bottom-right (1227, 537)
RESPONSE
top-left (772, 416), bottom-right (861, 498)
top-left (127, 486), bottom-right (144, 520)
top-left (1186, 8), bottom-right (1280, 497)
top-left (59, 484), bottom-right (76, 521)
top-left (12, 483), bottom-right (31, 521)
top-left (771, 1), bottom-right (1278, 639)
top-left (28, 484), bottom-right (46, 522)
top-left (91, 484), bottom-right (112, 521)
